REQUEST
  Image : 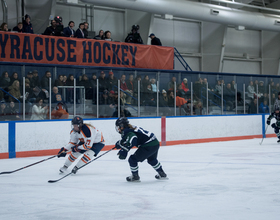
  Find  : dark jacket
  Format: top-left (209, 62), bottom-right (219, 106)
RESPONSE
top-left (75, 28), bottom-right (85, 38)
top-left (151, 37), bottom-right (162, 46)
top-left (22, 21), bottom-right (34, 34)
top-left (63, 26), bottom-right (75, 37)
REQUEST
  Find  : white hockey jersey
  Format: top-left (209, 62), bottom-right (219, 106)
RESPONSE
top-left (65, 124), bottom-right (104, 151)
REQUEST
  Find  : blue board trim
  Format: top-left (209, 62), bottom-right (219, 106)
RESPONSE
top-left (8, 122), bottom-right (16, 158)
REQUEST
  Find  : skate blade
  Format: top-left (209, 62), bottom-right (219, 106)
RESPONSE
top-left (156, 177), bottom-right (169, 180)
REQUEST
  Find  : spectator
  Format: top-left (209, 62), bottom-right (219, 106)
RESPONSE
top-left (149, 33), bottom-right (162, 46)
top-left (150, 78), bottom-right (157, 93)
top-left (10, 72), bottom-right (20, 87)
top-left (99, 90), bottom-right (115, 117)
top-left (40, 71), bottom-right (52, 99)
top-left (168, 76), bottom-right (176, 91)
top-left (30, 97), bottom-right (48, 120)
top-left (32, 70), bottom-right (41, 88)
top-left (75, 23), bottom-right (85, 38)
top-left (231, 80), bottom-right (237, 92)
top-left (79, 74), bottom-right (92, 99)
top-left (43, 20), bottom-right (58, 36)
top-left (259, 100), bottom-right (269, 113)
top-left (125, 24), bottom-right (143, 44)
top-left (51, 101), bottom-right (69, 119)
top-left (247, 80), bottom-right (256, 100)
top-left (253, 80), bottom-right (259, 92)
top-left (224, 83), bottom-right (235, 111)
top-left (63, 75), bottom-right (67, 85)
top-left (167, 90), bottom-right (175, 107)
top-left (8, 80), bottom-right (21, 102)
top-left (215, 80), bottom-right (222, 98)
top-left (112, 91), bottom-right (132, 117)
top-left (7, 101), bottom-right (20, 120)
top-left (194, 101), bottom-right (204, 115)
top-left (193, 77), bottom-right (203, 100)
top-left (248, 98), bottom-right (258, 114)
top-left (0, 71), bottom-right (10, 90)
top-left (120, 74), bottom-right (128, 92)
top-left (26, 71), bottom-right (35, 89)
top-left (51, 86), bottom-right (63, 103)
top-left (90, 73), bottom-right (97, 104)
top-left (22, 14), bottom-right (33, 34)
top-left (94, 30), bottom-right (104, 40)
top-left (159, 89), bottom-right (171, 114)
top-left (83, 22), bottom-right (89, 38)
top-left (258, 81), bottom-right (266, 102)
top-left (0, 22), bottom-right (8, 31)
top-left (63, 21), bottom-right (75, 37)
top-left (143, 84), bottom-right (155, 106)
top-left (126, 74), bottom-right (135, 104)
top-left (107, 71), bottom-right (118, 91)
top-left (181, 78), bottom-right (190, 99)
top-left (24, 78), bottom-right (36, 104)
top-left (0, 100), bottom-right (8, 120)
top-left (104, 30), bottom-right (112, 41)
top-left (133, 75), bottom-right (142, 99)
top-left (142, 75), bottom-right (150, 93)
top-left (12, 22), bottom-right (23, 33)
top-left (54, 74), bottom-right (65, 87)
top-left (66, 74), bottom-right (74, 103)
top-left (177, 84), bottom-right (186, 98)
top-left (98, 71), bottom-right (108, 92)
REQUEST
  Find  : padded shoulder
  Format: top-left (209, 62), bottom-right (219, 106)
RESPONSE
top-left (81, 124), bottom-right (91, 137)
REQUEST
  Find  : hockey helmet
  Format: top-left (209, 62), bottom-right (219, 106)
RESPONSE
top-left (72, 116), bottom-right (83, 129)
top-left (115, 117), bottom-right (129, 133)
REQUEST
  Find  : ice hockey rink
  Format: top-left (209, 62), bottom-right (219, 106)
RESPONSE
top-left (1, 138), bottom-right (280, 220)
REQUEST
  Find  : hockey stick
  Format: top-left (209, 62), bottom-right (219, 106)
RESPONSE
top-left (259, 124), bottom-right (269, 145)
top-left (0, 155), bottom-right (57, 175)
top-left (48, 147), bottom-right (116, 183)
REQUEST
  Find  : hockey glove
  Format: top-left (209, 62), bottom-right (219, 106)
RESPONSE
top-left (71, 146), bottom-right (81, 153)
top-left (118, 149), bottom-right (128, 160)
top-left (57, 147), bottom-right (67, 158)
top-left (115, 140), bottom-right (123, 149)
top-left (267, 120), bottom-right (271, 125)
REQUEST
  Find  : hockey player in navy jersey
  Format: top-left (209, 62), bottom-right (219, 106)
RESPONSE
top-left (57, 116), bottom-right (105, 174)
top-left (267, 108), bottom-right (280, 143)
top-left (115, 117), bottom-right (167, 182)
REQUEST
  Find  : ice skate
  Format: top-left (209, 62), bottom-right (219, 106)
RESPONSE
top-left (71, 166), bottom-right (79, 174)
top-left (126, 174), bottom-right (140, 182)
top-left (155, 171), bottom-right (168, 180)
top-left (277, 139), bottom-right (280, 143)
top-left (59, 165), bottom-right (68, 174)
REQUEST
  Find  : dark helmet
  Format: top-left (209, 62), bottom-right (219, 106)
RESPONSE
top-left (72, 116), bottom-right (83, 127)
top-left (131, 24), bottom-right (139, 31)
top-left (115, 117), bottom-right (129, 133)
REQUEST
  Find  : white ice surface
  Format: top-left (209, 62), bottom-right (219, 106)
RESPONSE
top-left (1, 138), bottom-right (280, 220)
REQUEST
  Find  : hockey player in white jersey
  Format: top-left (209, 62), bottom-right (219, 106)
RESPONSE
top-left (57, 116), bottom-right (105, 174)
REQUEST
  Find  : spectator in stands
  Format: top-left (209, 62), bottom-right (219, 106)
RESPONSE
top-left (83, 22), bottom-right (89, 38)
top-left (89, 73), bottom-right (97, 104)
top-left (258, 81), bottom-right (265, 102)
top-left (150, 78), bottom-right (158, 101)
top-left (26, 71), bottom-right (35, 89)
top-left (168, 76), bottom-right (176, 91)
top-left (66, 74), bottom-right (74, 103)
top-left (99, 90), bottom-right (115, 117)
top-left (0, 100), bottom-right (8, 120)
top-left (231, 80), bottom-right (237, 92)
top-left (142, 75), bottom-right (150, 93)
top-left (133, 75), bottom-right (142, 100)
top-left (125, 74), bottom-right (135, 104)
top-left (275, 83), bottom-right (280, 94)
top-left (159, 89), bottom-right (169, 108)
top-left (224, 83), bottom-right (235, 111)
top-left (149, 33), bottom-right (162, 46)
top-left (125, 24), bottom-right (143, 44)
top-left (104, 30), bottom-right (112, 41)
top-left (181, 78), bottom-right (190, 99)
top-left (24, 78), bottom-right (36, 104)
top-left (94, 30), bottom-right (104, 40)
top-left (30, 97), bottom-right (48, 120)
top-left (112, 91), bottom-right (132, 117)
top-left (194, 101), bottom-right (204, 115)
top-left (63, 21), bottom-right (75, 37)
top-left (79, 74), bottom-right (92, 99)
top-left (40, 71), bottom-right (52, 99)
top-left (0, 71), bottom-right (10, 90)
top-left (43, 20), bottom-right (57, 36)
top-left (8, 80), bottom-right (21, 102)
top-left (12, 22), bottom-right (23, 33)
top-left (194, 77), bottom-right (203, 101)
top-left (7, 101), bottom-right (20, 120)
top-left (54, 74), bottom-right (65, 87)
top-left (0, 23), bottom-right (8, 31)
top-left (63, 75), bottom-right (67, 85)
top-left (99, 71), bottom-right (108, 92)
top-left (247, 80), bottom-right (256, 100)
top-left (143, 84), bottom-right (155, 106)
top-left (167, 90), bottom-right (175, 107)
top-left (248, 98), bottom-right (258, 114)
top-left (75, 23), bottom-right (85, 38)
top-left (177, 84), bottom-right (186, 98)
top-left (215, 80), bottom-right (222, 98)
top-left (22, 14), bottom-right (33, 34)
top-left (32, 70), bottom-right (40, 88)
top-left (107, 71), bottom-right (118, 91)
top-left (253, 80), bottom-right (259, 92)
top-left (120, 74), bottom-right (129, 102)
top-left (51, 86), bottom-right (63, 103)
top-left (51, 101), bottom-right (69, 119)
top-left (259, 99), bottom-right (269, 113)
top-left (273, 92), bottom-right (280, 111)
top-left (10, 72), bottom-right (20, 87)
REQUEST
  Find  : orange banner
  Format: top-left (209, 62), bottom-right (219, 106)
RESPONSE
top-left (0, 32), bottom-right (174, 70)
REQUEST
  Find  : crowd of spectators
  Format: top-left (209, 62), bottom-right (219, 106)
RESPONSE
top-left (0, 14), bottom-right (164, 47)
